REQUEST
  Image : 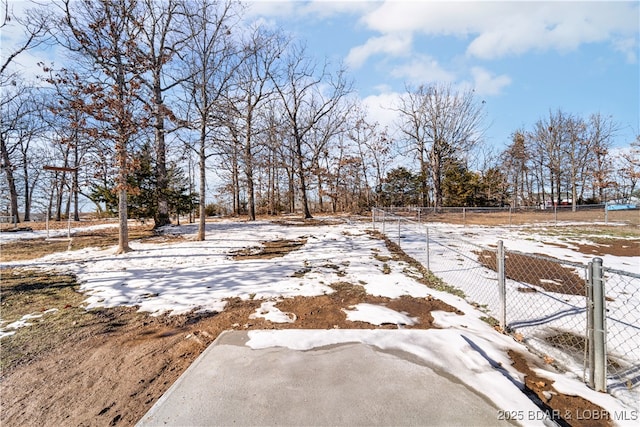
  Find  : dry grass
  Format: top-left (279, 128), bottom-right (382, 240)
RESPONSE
top-left (0, 226), bottom-right (156, 262)
top-left (0, 268), bottom-right (88, 372)
top-left (405, 208), bottom-right (640, 228)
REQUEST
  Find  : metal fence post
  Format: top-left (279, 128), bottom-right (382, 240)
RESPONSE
top-left (497, 240), bottom-right (506, 330)
top-left (372, 208), bottom-right (376, 231)
top-left (382, 210), bottom-right (386, 234)
top-left (425, 226), bottom-right (430, 271)
top-left (587, 260), bottom-right (595, 389)
top-left (589, 257), bottom-right (607, 392)
top-left (397, 217), bottom-right (401, 248)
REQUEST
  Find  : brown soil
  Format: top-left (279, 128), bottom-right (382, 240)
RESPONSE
top-left (0, 226), bottom-right (159, 262)
top-left (573, 240), bottom-right (639, 257)
top-left (543, 240), bottom-right (639, 258)
top-left (1, 285), bottom-right (610, 427)
top-left (509, 350), bottom-right (613, 427)
top-left (476, 249), bottom-right (586, 295)
top-left (0, 218), bottom-right (617, 427)
top-left (230, 238), bottom-right (308, 259)
top-left (0, 279), bottom-right (463, 427)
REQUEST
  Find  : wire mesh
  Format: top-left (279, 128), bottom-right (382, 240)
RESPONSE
top-left (379, 205), bottom-right (639, 227)
top-left (501, 250), bottom-right (590, 380)
top-left (371, 207), bottom-right (639, 404)
top-left (602, 268), bottom-right (640, 394)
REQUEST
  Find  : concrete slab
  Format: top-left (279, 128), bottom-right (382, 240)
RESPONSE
top-left (137, 330), bottom-right (514, 426)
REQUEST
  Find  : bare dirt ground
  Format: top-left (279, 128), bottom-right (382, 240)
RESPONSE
top-left (2, 215), bottom-right (637, 427)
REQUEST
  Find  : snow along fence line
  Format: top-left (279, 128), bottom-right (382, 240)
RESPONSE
top-left (371, 207), bottom-right (639, 405)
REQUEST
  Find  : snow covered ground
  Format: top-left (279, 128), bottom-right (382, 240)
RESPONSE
top-left (1, 218), bottom-right (638, 422)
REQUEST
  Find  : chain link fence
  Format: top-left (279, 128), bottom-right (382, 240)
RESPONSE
top-left (380, 205), bottom-right (640, 227)
top-left (602, 267), bottom-right (640, 394)
top-left (372, 208), bottom-right (639, 406)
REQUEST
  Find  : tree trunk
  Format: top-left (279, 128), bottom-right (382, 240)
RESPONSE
top-left (232, 149), bottom-right (240, 215)
top-left (294, 134), bottom-right (312, 219)
top-left (419, 145), bottom-right (428, 207)
top-left (1, 137), bottom-right (20, 224)
top-left (154, 79), bottom-right (170, 228)
top-left (55, 173), bottom-right (64, 222)
top-left (73, 140), bottom-right (80, 221)
top-left (317, 173), bottom-right (323, 212)
top-left (22, 164), bottom-right (31, 221)
top-left (431, 149), bottom-right (443, 208)
top-left (115, 132), bottom-right (131, 254)
top-left (197, 125), bottom-right (207, 241)
top-left (268, 151), bottom-right (275, 215)
top-left (245, 110), bottom-right (256, 221)
top-left (245, 148), bottom-right (255, 220)
top-left (116, 187), bottom-right (130, 254)
top-left (288, 160), bottom-right (295, 213)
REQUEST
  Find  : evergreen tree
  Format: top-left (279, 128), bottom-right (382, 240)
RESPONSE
top-left (442, 162), bottom-right (478, 207)
top-left (377, 167), bottom-right (421, 206)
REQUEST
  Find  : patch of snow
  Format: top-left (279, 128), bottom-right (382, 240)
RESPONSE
top-left (249, 301), bottom-right (296, 323)
top-left (539, 278), bottom-right (563, 286)
top-left (0, 309), bottom-right (59, 339)
top-left (342, 303), bottom-right (417, 326)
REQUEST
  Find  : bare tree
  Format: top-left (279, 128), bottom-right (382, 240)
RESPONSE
top-left (134, 0), bottom-right (192, 228)
top-left (586, 113), bottom-right (618, 203)
top-left (300, 103), bottom-right (349, 213)
top-left (347, 109), bottom-right (383, 207)
top-left (616, 135), bottom-right (639, 201)
top-left (181, 0), bottom-right (240, 240)
top-left (500, 130), bottom-right (530, 207)
top-left (532, 110), bottom-right (569, 206)
top-left (396, 83), bottom-right (485, 207)
top-left (528, 110), bottom-right (617, 207)
top-left (0, 81), bottom-right (29, 223)
top-left (17, 91), bottom-right (50, 221)
top-left (272, 43), bottom-right (352, 219)
top-left (226, 25), bottom-right (287, 220)
top-left (350, 115), bottom-right (393, 207)
top-left (0, 0), bottom-right (50, 77)
top-left (0, 1), bottom-right (50, 224)
top-left (261, 106), bottom-right (291, 214)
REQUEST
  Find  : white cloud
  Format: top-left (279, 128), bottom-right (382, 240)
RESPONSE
top-left (302, 0), bottom-right (377, 19)
top-left (464, 2), bottom-right (637, 60)
top-left (470, 67), bottom-right (511, 96)
top-left (360, 90), bottom-right (402, 130)
top-left (346, 33), bottom-right (412, 69)
top-left (245, 0), bottom-right (375, 21)
top-left (355, 0), bottom-right (639, 61)
top-left (390, 54), bottom-right (456, 85)
top-left (244, 0), bottom-right (299, 19)
top-left (361, 0), bottom-right (485, 35)
top-left (613, 37), bottom-right (638, 63)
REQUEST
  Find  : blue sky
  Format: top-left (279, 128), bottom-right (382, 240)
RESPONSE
top-left (246, 0), bottom-right (640, 151)
top-left (2, 0), bottom-right (639, 152)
